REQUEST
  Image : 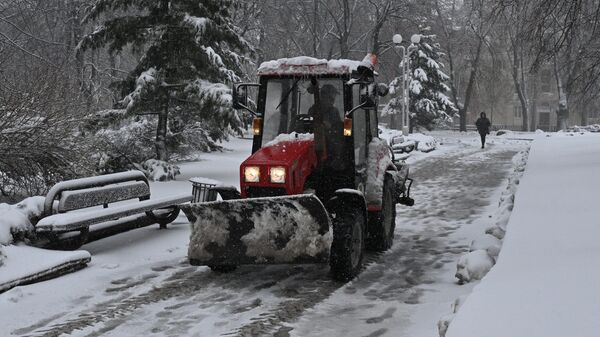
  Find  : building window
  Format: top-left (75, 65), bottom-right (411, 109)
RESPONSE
top-left (513, 104), bottom-right (522, 118)
top-left (589, 110), bottom-right (599, 118)
top-left (538, 102), bottom-right (551, 113)
top-left (540, 70), bottom-right (552, 93)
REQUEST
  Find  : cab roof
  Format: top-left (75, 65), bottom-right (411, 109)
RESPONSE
top-left (257, 56), bottom-right (364, 76)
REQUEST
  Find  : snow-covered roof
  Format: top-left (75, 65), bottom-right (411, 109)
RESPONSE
top-left (257, 56), bottom-right (363, 76)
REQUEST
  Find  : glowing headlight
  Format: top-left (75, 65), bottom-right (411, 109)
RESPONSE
top-left (269, 167), bottom-right (286, 184)
top-left (244, 166), bottom-right (260, 182)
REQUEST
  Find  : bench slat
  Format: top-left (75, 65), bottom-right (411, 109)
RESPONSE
top-left (58, 181), bottom-right (150, 212)
top-left (37, 194), bottom-right (192, 233)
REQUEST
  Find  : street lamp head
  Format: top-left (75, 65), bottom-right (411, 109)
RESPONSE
top-left (411, 34), bottom-right (421, 44)
top-left (393, 34), bottom-right (403, 45)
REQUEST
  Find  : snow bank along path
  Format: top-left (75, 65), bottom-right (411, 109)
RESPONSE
top-left (447, 133), bottom-right (600, 337)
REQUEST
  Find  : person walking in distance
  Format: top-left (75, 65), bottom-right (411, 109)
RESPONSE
top-left (475, 112), bottom-right (491, 149)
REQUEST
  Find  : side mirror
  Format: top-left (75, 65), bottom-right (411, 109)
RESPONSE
top-left (360, 95), bottom-right (376, 109)
top-left (232, 83), bottom-right (260, 115)
top-left (232, 85), bottom-right (246, 110)
top-left (346, 81), bottom-right (377, 117)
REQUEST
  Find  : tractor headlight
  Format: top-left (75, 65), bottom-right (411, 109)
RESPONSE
top-left (269, 167), bottom-right (286, 184)
top-left (244, 166), bottom-right (260, 182)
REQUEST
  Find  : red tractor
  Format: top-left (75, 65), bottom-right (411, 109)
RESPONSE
top-left (182, 55), bottom-right (414, 281)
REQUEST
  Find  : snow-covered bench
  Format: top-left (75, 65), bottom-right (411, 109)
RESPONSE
top-left (34, 171), bottom-right (192, 249)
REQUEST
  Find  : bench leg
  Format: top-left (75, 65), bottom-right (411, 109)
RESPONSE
top-left (36, 227), bottom-right (89, 250)
top-left (146, 206), bottom-right (180, 229)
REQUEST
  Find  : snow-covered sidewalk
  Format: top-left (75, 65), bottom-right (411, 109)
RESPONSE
top-left (447, 133), bottom-right (600, 337)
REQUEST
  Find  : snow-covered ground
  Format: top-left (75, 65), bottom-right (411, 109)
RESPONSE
top-left (0, 132), bottom-right (529, 336)
top-left (446, 132), bottom-right (600, 337)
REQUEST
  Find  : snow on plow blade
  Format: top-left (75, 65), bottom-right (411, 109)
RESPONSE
top-left (181, 194), bottom-right (332, 266)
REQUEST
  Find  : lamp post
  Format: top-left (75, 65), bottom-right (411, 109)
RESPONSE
top-left (393, 33), bottom-right (420, 135)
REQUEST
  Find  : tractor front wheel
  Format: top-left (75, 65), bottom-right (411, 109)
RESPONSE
top-left (330, 207), bottom-right (365, 281)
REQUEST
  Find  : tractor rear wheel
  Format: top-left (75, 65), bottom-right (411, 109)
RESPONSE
top-left (330, 207), bottom-right (365, 281)
top-left (366, 177), bottom-right (396, 251)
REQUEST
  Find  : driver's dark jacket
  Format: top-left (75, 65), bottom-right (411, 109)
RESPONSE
top-left (308, 104), bottom-right (345, 170)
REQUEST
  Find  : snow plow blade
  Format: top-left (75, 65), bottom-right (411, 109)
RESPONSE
top-left (181, 194), bottom-right (332, 266)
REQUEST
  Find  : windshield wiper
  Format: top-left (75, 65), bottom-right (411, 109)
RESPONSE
top-left (276, 78), bottom-right (301, 110)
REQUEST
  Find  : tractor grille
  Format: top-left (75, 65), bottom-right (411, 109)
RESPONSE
top-left (246, 187), bottom-right (286, 198)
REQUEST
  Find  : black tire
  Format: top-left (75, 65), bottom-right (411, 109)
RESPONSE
top-left (366, 177), bottom-right (396, 252)
top-left (330, 207), bottom-right (365, 282)
top-left (208, 265), bottom-right (237, 273)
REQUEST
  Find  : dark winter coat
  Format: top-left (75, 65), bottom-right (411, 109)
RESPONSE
top-left (475, 117), bottom-right (491, 134)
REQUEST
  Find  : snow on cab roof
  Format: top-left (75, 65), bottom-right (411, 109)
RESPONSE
top-left (257, 56), bottom-right (363, 76)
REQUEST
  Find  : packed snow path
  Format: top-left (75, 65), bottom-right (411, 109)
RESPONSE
top-left (1, 136), bottom-right (526, 337)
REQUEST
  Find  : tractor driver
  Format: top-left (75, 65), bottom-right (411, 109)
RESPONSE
top-left (308, 84), bottom-right (345, 170)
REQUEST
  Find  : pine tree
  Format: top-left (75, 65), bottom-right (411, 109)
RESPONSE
top-left (381, 76), bottom-right (404, 130)
top-left (79, 0), bottom-right (250, 161)
top-left (407, 34), bottom-right (457, 130)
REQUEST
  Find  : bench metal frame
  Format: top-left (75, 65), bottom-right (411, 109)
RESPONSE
top-left (43, 171), bottom-right (149, 218)
top-left (37, 171), bottom-right (191, 249)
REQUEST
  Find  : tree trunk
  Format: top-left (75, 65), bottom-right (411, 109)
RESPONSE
top-left (313, 0), bottom-right (319, 57)
top-left (156, 89), bottom-right (169, 161)
top-left (461, 38), bottom-right (483, 131)
top-left (510, 46), bottom-right (529, 131)
top-left (339, 0), bottom-right (350, 58)
top-left (531, 76), bottom-right (538, 130)
top-left (554, 62), bottom-right (568, 131)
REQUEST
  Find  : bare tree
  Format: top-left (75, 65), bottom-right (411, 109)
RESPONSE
top-left (434, 0), bottom-right (498, 131)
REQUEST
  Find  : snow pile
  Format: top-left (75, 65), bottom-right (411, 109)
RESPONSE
top-left (365, 138), bottom-right (394, 206)
top-left (489, 149), bottom-right (528, 234)
top-left (389, 135), bottom-right (416, 154)
top-left (495, 129), bottom-right (513, 136)
top-left (379, 126), bottom-right (439, 154)
top-left (0, 196), bottom-right (44, 245)
top-left (469, 234), bottom-right (502, 258)
top-left (135, 159), bottom-right (181, 182)
top-left (453, 149), bottom-right (529, 282)
top-left (0, 196), bottom-right (45, 265)
top-left (438, 297), bottom-right (467, 337)
top-left (408, 133), bottom-right (438, 152)
top-left (447, 134), bottom-right (600, 337)
top-left (561, 124), bottom-right (600, 133)
top-left (263, 132), bottom-right (314, 147)
top-left (257, 56), bottom-right (362, 76)
top-left (455, 250), bottom-right (495, 283)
